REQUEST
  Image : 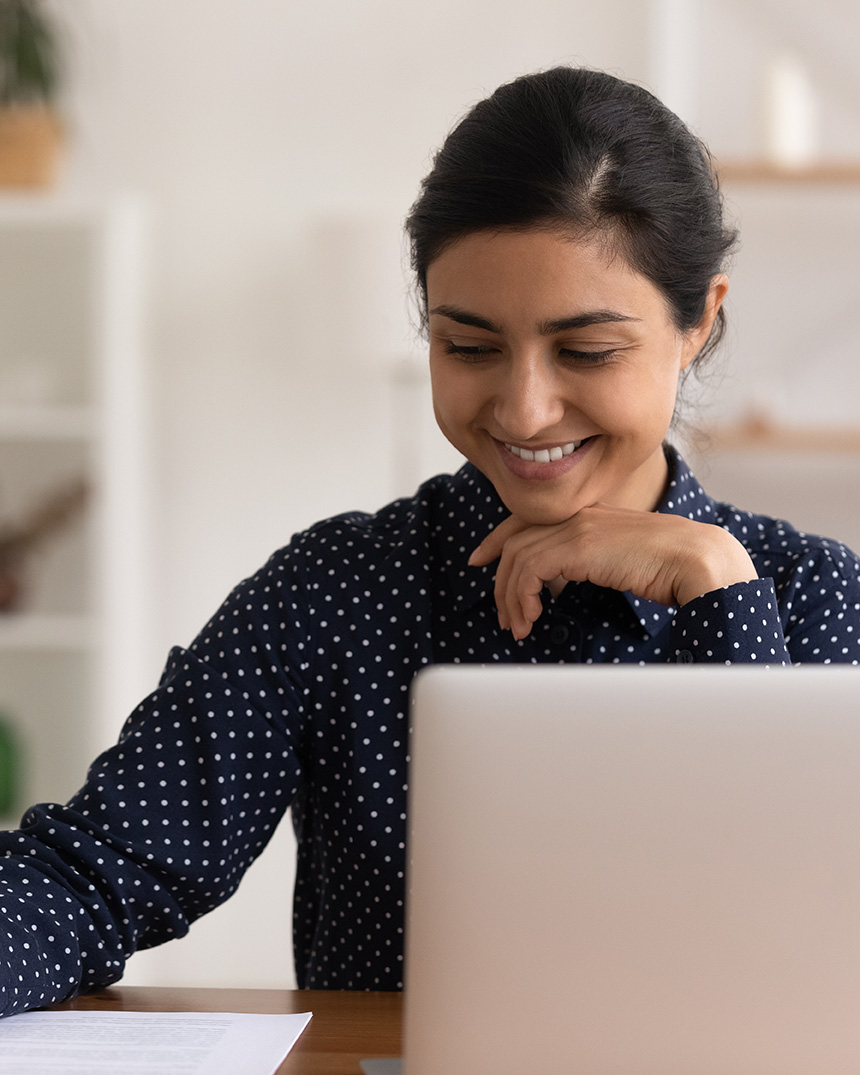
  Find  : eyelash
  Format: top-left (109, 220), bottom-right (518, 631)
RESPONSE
top-left (444, 343), bottom-right (617, 365)
top-left (444, 343), bottom-right (496, 361)
top-left (559, 347), bottom-right (617, 365)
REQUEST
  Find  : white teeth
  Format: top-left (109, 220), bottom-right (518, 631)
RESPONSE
top-left (505, 439), bottom-right (583, 463)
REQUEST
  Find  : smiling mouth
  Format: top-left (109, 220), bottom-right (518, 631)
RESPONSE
top-left (504, 438), bottom-right (588, 463)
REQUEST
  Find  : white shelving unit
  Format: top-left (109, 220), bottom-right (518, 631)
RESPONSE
top-left (0, 196), bottom-right (152, 825)
top-left (683, 161), bottom-right (860, 553)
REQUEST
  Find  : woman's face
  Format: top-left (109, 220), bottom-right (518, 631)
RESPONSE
top-left (427, 229), bottom-right (725, 525)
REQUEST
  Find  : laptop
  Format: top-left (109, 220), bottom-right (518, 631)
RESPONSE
top-left (364, 664), bottom-right (860, 1075)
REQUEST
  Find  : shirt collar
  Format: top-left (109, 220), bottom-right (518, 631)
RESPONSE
top-left (435, 444), bottom-right (721, 636)
top-left (431, 462), bottom-right (509, 612)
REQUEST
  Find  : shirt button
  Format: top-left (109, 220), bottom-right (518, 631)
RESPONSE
top-left (676, 649), bottom-right (694, 664)
top-left (549, 624), bottom-right (570, 646)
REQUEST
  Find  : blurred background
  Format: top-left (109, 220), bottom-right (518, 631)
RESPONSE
top-left (0, 0), bottom-right (858, 988)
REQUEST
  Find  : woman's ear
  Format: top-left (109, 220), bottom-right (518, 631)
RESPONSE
top-left (680, 274), bottom-right (729, 370)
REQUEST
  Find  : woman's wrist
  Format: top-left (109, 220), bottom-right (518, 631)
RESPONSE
top-left (674, 527), bottom-right (758, 607)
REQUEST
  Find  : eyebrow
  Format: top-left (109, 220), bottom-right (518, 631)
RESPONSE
top-left (429, 304), bottom-right (640, 334)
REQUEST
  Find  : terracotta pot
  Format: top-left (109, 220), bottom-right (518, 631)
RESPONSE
top-left (0, 105), bottom-right (62, 188)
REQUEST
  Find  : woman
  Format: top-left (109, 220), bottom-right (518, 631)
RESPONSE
top-left (1, 67), bottom-right (858, 1016)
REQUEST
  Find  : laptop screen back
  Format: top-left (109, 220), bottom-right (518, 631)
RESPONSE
top-left (404, 665), bottom-right (860, 1075)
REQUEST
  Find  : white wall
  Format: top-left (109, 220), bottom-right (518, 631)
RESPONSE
top-left (695, 0), bottom-right (860, 431)
top-left (40, 0), bottom-right (860, 987)
top-left (47, 0), bottom-right (651, 988)
top-left (55, 0), bottom-right (650, 659)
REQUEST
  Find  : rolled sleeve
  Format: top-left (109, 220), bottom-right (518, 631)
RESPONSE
top-left (670, 579), bottom-right (790, 665)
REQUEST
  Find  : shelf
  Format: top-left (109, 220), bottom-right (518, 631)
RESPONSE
top-left (0, 613), bottom-right (96, 650)
top-left (695, 420), bottom-right (860, 454)
top-left (0, 198), bottom-right (150, 812)
top-left (0, 195), bottom-right (105, 226)
top-left (0, 405), bottom-right (97, 440)
top-left (717, 160), bottom-right (860, 185)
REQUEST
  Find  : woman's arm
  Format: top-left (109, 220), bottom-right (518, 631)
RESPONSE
top-left (470, 507), bottom-right (860, 665)
top-left (469, 505), bottom-right (759, 640)
top-left (0, 548), bottom-right (312, 1017)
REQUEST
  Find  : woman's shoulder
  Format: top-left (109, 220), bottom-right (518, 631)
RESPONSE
top-left (697, 489), bottom-right (860, 596)
top-left (669, 446), bottom-right (860, 589)
top-left (266, 464), bottom-right (480, 572)
top-left (714, 500), bottom-right (859, 585)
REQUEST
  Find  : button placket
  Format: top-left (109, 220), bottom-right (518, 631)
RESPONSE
top-left (543, 617), bottom-right (582, 660)
top-left (549, 623), bottom-right (570, 646)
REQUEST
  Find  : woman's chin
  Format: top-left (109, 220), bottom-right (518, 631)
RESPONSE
top-left (492, 481), bottom-right (591, 526)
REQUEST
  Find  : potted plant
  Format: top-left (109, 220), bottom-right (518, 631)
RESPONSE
top-left (0, 0), bottom-right (62, 187)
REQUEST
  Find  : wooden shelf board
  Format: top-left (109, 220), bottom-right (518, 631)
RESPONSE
top-left (695, 422), bottom-right (860, 454)
top-left (0, 405), bottom-right (96, 440)
top-left (717, 160), bottom-right (860, 185)
top-left (0, 613), bottom-right (96, 650)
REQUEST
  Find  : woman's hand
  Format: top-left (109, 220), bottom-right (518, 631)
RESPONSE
top-left (468, 504), bottom-right (759, 640)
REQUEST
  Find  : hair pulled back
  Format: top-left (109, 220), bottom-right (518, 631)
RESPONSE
top-left (406, 67), bottom-right (736, 367)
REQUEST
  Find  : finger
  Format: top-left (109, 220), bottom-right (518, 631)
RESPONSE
top-left (493, 529), bottom-right (544, 633)
top-left (510, 549), bottom-right (556, 639)
top-left (492, 544), bottom-right (516, 631)
top-left (498, 536), bottom-right (558, 639)
top-left (510, 578), bottom-right (545, 640)
top-left (468, 514), bottom-right (531, 566)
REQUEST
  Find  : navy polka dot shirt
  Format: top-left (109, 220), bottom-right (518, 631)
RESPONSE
top-left (2, 446), bottom-right (859, 1014)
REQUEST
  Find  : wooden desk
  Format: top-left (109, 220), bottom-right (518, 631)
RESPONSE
top-left (53, 986), bottom-right (402, 1074)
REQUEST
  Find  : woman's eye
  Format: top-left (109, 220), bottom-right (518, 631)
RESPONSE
top-left (444, 342), bottom-right (498, 361)
top-left (559, 347), bottom-right (617, 365)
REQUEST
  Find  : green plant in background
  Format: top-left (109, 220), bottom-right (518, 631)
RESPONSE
top-left (0, 710), bottom-right (20, 817)
top-left (0, 0), bottom-right (64, 188)
top-left (0, 0), bottom-right (60, 107)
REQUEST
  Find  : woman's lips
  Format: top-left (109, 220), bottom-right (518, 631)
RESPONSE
top-left (505, 439), bottom-right (584, 463)
top-left (495, 435), bottom-right (596, 480)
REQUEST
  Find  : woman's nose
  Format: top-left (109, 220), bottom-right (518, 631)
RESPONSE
top-left (493, 357), bottom-right (566, 441)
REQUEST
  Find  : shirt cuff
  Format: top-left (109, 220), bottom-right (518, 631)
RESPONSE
top-left (670, 579), bottom-right (790, 665)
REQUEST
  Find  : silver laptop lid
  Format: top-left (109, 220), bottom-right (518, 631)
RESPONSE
top-left (404, 665), bottom-right (860, 1075)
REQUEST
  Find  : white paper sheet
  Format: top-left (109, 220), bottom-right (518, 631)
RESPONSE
top-left (0, 1009), bottom-right (312, 1075)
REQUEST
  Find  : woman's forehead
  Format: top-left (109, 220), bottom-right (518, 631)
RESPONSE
top-left (425, 228), bottom-right (665, 324)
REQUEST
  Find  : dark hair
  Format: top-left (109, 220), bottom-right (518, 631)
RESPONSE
top-left (405, 66), bottom-right (737, 368)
